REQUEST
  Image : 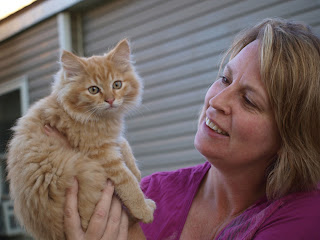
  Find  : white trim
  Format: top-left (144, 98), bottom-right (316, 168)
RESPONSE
top-left (57, 12), bottom-right (72, 51)
top-left (75, 13), bottom-right (84, 56)
top-left (0, 76), bottom-right (29, 115)
top-left (0, 0), bottom-right (84, 42)
top-left (1, 200), bottom-right (25, 235)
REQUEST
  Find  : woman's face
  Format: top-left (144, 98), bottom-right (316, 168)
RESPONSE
top-left (194, 40), bottom-right (281, 171)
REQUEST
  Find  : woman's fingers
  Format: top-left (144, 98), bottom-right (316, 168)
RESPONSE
top-left (64, 179), bottom-right (129, 240)
top-left (117, 210), bottom-right (129, 240)
top-left (43, 124), bottom-right (71, 148)
top-left (85, 180), bottom-right (115, 239)
top-left (64, 178), bottom-right (84, 240)
top-left (102, 196), bottom-right (123, 240)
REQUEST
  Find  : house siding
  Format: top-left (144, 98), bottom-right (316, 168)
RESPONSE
top-left (0, 17), bottom-right (60, 104)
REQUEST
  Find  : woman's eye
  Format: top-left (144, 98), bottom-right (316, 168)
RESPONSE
top-left (220, 76), bottom-right (230, 85)
top-left (88, 86), bottom-right (100, 94)
top-left (113, 80), bottom-right (122, 89)
top-left (243, 96), bottom-right (255, 107)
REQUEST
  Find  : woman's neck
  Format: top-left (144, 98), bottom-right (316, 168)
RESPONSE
top-left (201, 163), bottom-right (267, 218)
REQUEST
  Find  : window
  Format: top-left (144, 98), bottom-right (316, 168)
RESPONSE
top-left (0, 76), bottom-right (29, 199)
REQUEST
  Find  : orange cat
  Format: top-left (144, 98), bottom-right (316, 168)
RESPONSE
top-left (6, 39), bottom-right (155, 240)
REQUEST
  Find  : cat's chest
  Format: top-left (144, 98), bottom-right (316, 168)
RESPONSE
top-left (41, 103), bottom-right (122, 152)
top-left (68, 123), bottom-right (121, 153)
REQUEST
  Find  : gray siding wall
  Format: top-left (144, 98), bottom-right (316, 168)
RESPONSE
top-left (82, 0), bottom-right (320, 176)
top-left (0, 17), bottom-right (60, 104)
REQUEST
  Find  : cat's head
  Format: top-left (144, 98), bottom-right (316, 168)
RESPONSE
top-left (53, 39), bottom-right (143, 123)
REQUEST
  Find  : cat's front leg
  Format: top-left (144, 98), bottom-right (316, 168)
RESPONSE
top-left (103, 159), bottom-right (156, 223)
top-left (119, 137), bottom-right (141, 182)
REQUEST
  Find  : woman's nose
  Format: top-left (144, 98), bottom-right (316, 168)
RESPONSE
top-left (208, 87), bottom-right (232, 115)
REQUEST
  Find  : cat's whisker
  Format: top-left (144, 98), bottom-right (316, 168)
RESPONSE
top-left (82, 109), bottom-right (94, 124)
top-left (140, 104), bottom-right (151, 113)
top-left (85, 107), bottom-right (101, 124)
top-left (121, 104), bottom-right (141, 118)
top-left (128, 104), bottom-right (150, 118)
top-left (81, 106), bottom-right (98, 124)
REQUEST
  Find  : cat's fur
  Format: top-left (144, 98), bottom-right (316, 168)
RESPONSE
top-left (6, 39), bottom-right (155, 240)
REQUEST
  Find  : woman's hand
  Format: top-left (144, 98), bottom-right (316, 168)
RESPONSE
top-left (43, 124), bottom-right (71, 148)
top-left (64, 179), bottom-right (129, 240)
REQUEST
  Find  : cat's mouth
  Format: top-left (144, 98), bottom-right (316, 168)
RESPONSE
top-left (107, 104), bottom-right (117, 109)
top-left (105, 104), bottom-right (120, 111)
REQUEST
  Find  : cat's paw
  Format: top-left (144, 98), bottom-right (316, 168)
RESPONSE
top-left (140, 199), bottom-right (156, 223)
top-left (136, 172), bottom-right (142, 182)
top-left (132, 170), bottom-right (141, 182)
top-left (146, 198), bottom-right (156, 211)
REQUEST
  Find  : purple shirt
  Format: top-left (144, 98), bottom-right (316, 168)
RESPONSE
top-left (140, 161), bottom-right (320, 240)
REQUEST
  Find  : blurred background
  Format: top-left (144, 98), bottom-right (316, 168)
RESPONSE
top-left (0, 0), bottom-right (319, 239)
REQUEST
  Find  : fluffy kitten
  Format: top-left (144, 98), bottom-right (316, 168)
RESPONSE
top-left (6, 39), bottom-right (156, 240)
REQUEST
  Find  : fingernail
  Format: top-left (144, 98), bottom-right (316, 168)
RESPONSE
top-left (44, 124), bottom-right (52, 132)
top-left (107, 179), bottom-right (113, 186)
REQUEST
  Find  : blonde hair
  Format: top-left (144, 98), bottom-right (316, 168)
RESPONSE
top-left (221, 18), bottom-right (320, 199)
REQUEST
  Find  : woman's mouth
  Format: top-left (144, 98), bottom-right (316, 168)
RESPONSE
top-left (205, 117), bottom-right (229, 136)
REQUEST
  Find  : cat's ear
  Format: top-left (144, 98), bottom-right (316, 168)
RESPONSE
top-left (60, 51), bottom-right (85, 78)
top-left (108, 39), bottom-right (132, 71)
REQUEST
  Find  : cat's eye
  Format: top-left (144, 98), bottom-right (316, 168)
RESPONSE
top-left (88, 86), bottom-right (100, 94)
top-left (113, 81), bottom-right (122, 89)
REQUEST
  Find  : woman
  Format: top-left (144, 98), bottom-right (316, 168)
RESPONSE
top-left (47, 18), bottom-right (320, 239)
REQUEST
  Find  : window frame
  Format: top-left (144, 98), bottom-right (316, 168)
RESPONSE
top-left (0, 76), bottom-right (29, 200)
top-left (0, 76), bottom-right (29, 117)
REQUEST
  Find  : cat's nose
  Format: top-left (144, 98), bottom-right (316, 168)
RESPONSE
top-left (105, 98), bottom-right (115, 105)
